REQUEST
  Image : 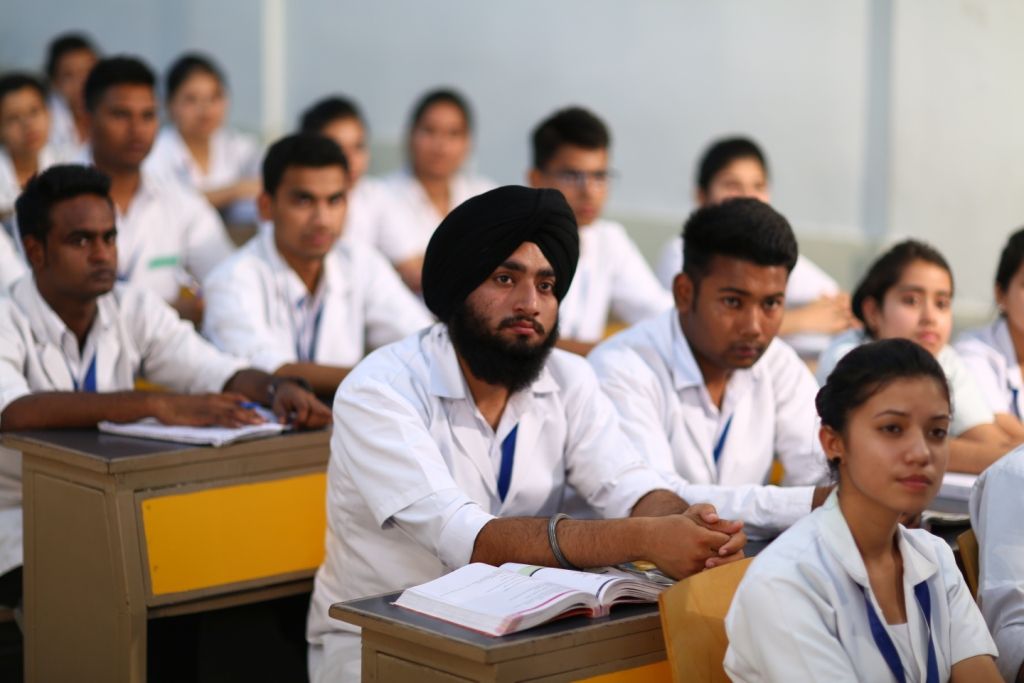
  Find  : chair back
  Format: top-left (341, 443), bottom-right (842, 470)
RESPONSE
top-left (957, 528), bottom-right (979, 600)
top-left (658, 557), bottom-right (753, 683)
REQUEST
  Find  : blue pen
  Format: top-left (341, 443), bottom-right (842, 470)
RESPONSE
top-left (239, 401), bottom-right (262, 410)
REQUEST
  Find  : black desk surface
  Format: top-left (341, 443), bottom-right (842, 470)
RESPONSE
top-left (332, 590), bottom-right (661, 655)
top-left (2, 428), bottom-right (330, 473)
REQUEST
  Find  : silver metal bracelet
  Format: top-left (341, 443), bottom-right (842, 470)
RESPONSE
top-left (547, 513), bottom-right (579, 570)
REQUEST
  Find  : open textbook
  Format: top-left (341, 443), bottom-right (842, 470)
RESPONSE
top-left (98, 407), bottom-right (285, 447)
top-left (393, 562), bottom-right (668, 637)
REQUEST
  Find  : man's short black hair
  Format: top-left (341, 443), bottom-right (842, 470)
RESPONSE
top-left (696, 136), bottom-right (768, 193)
top-left (682, 197), bottom-right (797, 288)
top-left (16, 164), bottom-right (113, 243)
top-left (408, 88), bottom-right (473, 133)
top-left (45, 32), bottom-right (98, 80)
top-left (83, 56), bottom-right (155, 112)
top-left (165, 52), bottom-right (225, 102)
top-left (0, 73), bottom-right (47, 112)
top-left (531, 106), bottom-right (610, 170)
top-left (299, 96), bottom-right (365, 134)
top-left (262, 133), bottom-right (350, 195)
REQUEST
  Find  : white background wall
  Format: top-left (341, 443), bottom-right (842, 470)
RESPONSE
top-left (2, 0), bottom-right (1024, 314)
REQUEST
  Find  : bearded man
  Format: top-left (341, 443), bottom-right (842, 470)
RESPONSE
top-left (305, 185), bottom-right (746, 681)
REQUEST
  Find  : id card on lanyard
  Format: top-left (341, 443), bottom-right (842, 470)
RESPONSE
top-left (860, 581), bottom-right (939, 683)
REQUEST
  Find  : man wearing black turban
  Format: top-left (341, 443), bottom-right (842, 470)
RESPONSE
top-left (308, 185), bottom-right (746, 682)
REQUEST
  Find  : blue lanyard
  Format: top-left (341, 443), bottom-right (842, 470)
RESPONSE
top-left (1011, 386), bottom-right (1021, 420)
top-left (860, 581), bottom-right (939, 683)
top-left (294, 299), bottom-right (324, 362)
top-left (713, 415), bottom-right (734, 463)
top-left (497, 425), bottom-right (518, 502)
top-left (72, 354), bottom-right (97, 393)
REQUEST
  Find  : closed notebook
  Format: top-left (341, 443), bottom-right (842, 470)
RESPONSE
top-left (98, 408), bottom-right (284, 447)
top-left (393, 562), bottom-right (667, 637)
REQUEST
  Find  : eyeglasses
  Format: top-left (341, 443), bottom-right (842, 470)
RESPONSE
top-left (544, 169), bottom-right (616, 190)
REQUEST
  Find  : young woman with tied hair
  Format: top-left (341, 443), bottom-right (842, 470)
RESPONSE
top-left (726, 338), bottom-right (1000, 682)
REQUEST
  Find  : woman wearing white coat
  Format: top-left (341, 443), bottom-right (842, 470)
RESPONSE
top-left (725, 338), bottom-right (999, 682)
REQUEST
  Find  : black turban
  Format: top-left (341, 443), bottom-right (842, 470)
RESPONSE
top-left (422, 185), bottom-right (579, 321)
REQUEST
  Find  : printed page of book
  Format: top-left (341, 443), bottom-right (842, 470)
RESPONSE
top-left (394, 563), bottom-right (596, 636)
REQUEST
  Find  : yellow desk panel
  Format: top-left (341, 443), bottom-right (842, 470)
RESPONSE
top-left (580, 661), bottom-right (670, 682)
top-left (141, 472), bottom-right (326, 595)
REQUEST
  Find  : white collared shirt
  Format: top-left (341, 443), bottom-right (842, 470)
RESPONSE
top-left (376, 170), bottom-right (495, 264)
top-left (725, 492), bottom-right (997, 682)
top-left (338, 175), bottom-right (391, 249)
top-left (201, 230), bottom-right (432, 371)
top-left (0, 229), bottom-right (26, 291)
top-left (817, 329), bottom-right (994, 436)
top-left (589, 310), bottom-right (826, 538)
top-left (0, 144), bottom-right (75, 220)
top-left (306, 323), bottom-right (667, 643)
top-left (955, 318), bottom-right (1024, 419)
top-left (108, 168), bottom-right (236, 302)
top-left (144, 126), bottom-right (262, 224)
top-left (656, 235), bottom-right (841, 357)
top-left (970, 445), bottom-right (1024, 682)
top-left (558, 219), bottom-right (673, 343)
top-left (0, 276), bottom-right (248, 575)
top-left (46, 93), bottom-right (88, 157)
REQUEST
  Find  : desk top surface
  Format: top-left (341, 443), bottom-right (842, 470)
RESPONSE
top-left (3, 428), bottom-right (330, 474)
top-left (331, 591), bottom-right (661, 663)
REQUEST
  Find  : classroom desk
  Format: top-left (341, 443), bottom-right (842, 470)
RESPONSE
top-left (4, 428), bottom-right (330, 683)
top-left (332, 593), bottom-right (667, 683)
top-left (331, 540), bottom-right (771, 683)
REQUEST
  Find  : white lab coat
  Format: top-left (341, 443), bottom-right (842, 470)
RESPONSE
top-left (144, 126), bottom-right (262, 224)
top-left (45, 93), bottom-right (87, 158)
top-left (201, 229), bottom-right (432, 371)
top-left (100, 165), bottom-right (235, 303)
top-left (725, 491), bottom-right (997, 682)
top-left (0, 276), bottom-right (247, 576)
top-left (589, 309), bottom-right (826, 538)
top-left (558, 219), bottom-right (673, 344)
top-left (817, 329), bottom-right (994, 437)
top-left (306, 323), bottom-right (667, 677)
top-left (0, 144), bottom-right (75, 221)
top-left (338, 176), bottom-right (392, 249)
top-left (0, 229), bottom-right (26, 291)
top-left (970, 445), bottom-right (1024, 681)
top-left (376, 170), bottom-right (495, 264)
top-left (656, 235), bottom-right (841, 358)
top-left (955, 318), bottom-right (1024, 419)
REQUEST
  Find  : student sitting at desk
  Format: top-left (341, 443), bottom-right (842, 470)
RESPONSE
top-left (0, 73), bottom-right (74, 225)
top-left (378, 88), bottom-right (495, 293)
top-left (144, 53), bottom-right (262, 225)
top-left (725, 339), bottom-right (1000, 682)
top-left (817, 240), bottom-right (1019, 473)
top-left (655, 136), bottom-right (854, 359)
top-left (81, 56), bottom-right (235, 324)
top-left (306, 186), bottom-right (747, 682)
top-left (971, 444), bottom-right (1024, 682)
top-left (527, 106), bottom-right (672, 355)
top-left (0, 164), bottom-right (329, 609)
top-left (589, 198), bottom-right (831, 539)
top-left (954, 227), bottom-right (1024, 441)
top-left (202, 134), bottom-right (431, 400)
top-left (43, 32), bottom-right (98, 156)
top-left (299, 95), bottom-right (391, 250)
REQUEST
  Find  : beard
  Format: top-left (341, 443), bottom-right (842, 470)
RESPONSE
top-left (447, 302), bottom-right (559, 394)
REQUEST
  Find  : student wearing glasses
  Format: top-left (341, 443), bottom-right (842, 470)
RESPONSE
top-left (528, 106), bottom-right (672, 356)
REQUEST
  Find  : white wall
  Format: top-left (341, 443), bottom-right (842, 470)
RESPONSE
top-left (3, 0), bottom-right (1024, 311)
